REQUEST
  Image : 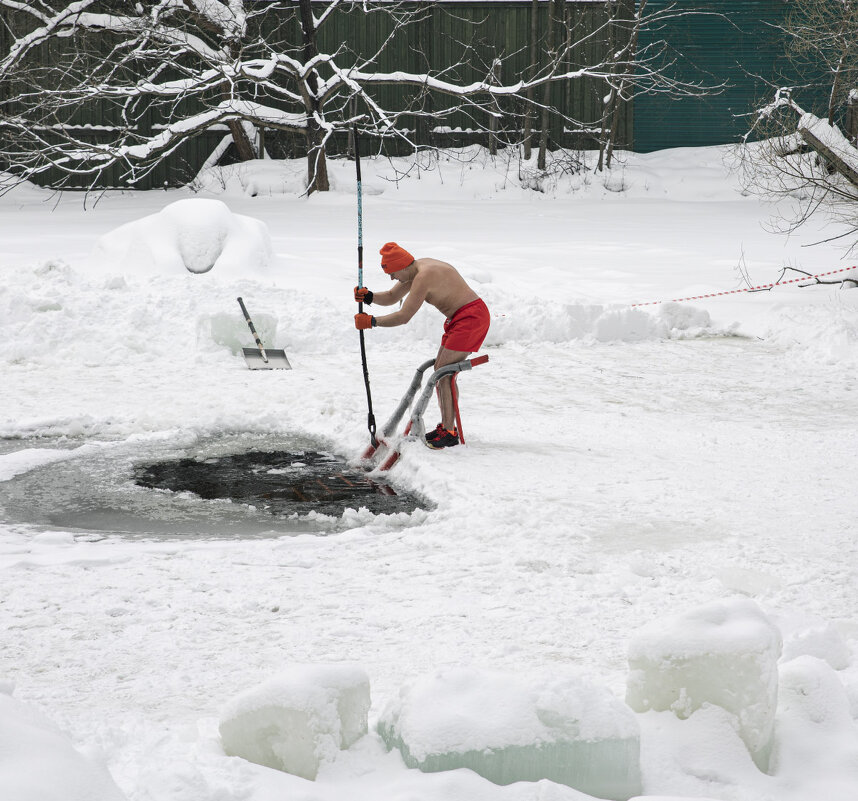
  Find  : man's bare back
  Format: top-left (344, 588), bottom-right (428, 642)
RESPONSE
top-left (369, 257), bottom-right (479, 327)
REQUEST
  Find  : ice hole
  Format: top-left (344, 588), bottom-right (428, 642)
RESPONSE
top-left (134, 449), bottom-right (417, 519)
top-left (0, 434), bottom-right (426, 538)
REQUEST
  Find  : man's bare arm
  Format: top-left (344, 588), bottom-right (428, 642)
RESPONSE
top-left (375, 277), bottom-right (428, 327)
top-left (370, 280), bottom-right (410, 306)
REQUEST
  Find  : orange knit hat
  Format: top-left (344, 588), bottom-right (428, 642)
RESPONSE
top-left (380, 242), bottom-right (414, 274)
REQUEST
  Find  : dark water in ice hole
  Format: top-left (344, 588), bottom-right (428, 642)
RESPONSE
top-left (135, 450), bottom-right (411, 517)
top-left (0, 435), bottom-right (427, 538)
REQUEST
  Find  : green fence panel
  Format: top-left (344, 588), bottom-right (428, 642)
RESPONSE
top-left (633, 0), bottom-right (825, 152)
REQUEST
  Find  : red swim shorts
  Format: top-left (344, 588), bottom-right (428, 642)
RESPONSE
top-left (441, 298), bottom-right (490, 352)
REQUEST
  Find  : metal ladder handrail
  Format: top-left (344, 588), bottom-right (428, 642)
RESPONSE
top-left (362, 354), bottom-right (489, 469)
top-left (404, 355), bottom-right (489, 441)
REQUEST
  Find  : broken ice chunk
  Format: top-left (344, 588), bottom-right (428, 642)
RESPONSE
top-left (378, 666), bottom-right (642, 801)
top-left (625, 598), bottom-right (782, 770)
top-left (219, 663), bottom-right (370, 780)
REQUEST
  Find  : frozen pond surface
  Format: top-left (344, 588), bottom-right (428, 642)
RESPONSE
top-left (0, 433), bottom-right (426, 538)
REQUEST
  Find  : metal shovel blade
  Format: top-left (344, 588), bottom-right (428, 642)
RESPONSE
top-left (242, 348), bottom-right (292, 370)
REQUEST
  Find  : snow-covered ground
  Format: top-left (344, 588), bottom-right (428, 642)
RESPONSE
top-left (1, 144), bottom-right (857, 801)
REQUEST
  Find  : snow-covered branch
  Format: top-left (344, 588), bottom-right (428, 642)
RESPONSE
top-left (0, 0), bottom-right (721, 194)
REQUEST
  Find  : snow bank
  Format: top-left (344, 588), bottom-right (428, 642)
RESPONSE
top-left (193, 157), bottom-right (386, 197)
top-left (762, 299), bottom-right (858, 367)
top-left (0, 691), bottom-right (126, 801)
top-left (417, 297), bottom-right (718, 348)
top-left (219, 664), bottom-right (370, 780)
top-left (771, 656), bottom-right (858, 794)
top-left (779, 620), bottom-right (852, 671)
top-left (93, 198), bottom-right (272, 277)
top-left (378, 666), bottom-right (641, 800)
top-left (626, 598), bottom-right (782, 770)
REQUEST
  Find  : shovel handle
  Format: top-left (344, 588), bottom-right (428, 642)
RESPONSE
top-left (237, 297), bottom-right (268, 363)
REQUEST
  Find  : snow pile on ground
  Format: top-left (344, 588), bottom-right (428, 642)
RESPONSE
top-left (93, 198), bottom-right (272, 277)
top-left (0, 256), bottom-right (721, 380)
top-left (193, 158), bottom-right (310, 197)
top-left (772, 656), bottom-right (858, 794)
top-left (0, 688), bottom-right (126, 801)
top-left (761, 293), bottom-right (858, 366)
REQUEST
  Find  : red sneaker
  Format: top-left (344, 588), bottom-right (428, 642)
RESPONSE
top-left (426, 428), bottom-right (459, 449)
top-left (424, 423), bottom-right (445, 443)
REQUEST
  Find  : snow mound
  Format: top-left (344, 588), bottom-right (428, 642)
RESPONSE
top-left (780, 621), bottom-right (851, 671)
top-left (378, 666), bottom-right (641, 800)
top-left (0, 691), bottom-right (126, 801)
top-left (193, 159), bottom-right (309, 196)
top-left (763, 298), bottom-right (858, 365)
top-left (626, 598), bottom-right (782, 770)
top-left (93, 198), bottom-right (272, 277)
top-left (480, 299), bottom-right (716, 346)
top-left (771, 656), bottom-right (858, 793)
top-left (193, 157), bottom-right (385, 197)
top-left (219, 663), bottom-right (370, 780)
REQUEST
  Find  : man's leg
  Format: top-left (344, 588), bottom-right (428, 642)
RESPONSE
top-left (434, 346), bottom-right (469, 430)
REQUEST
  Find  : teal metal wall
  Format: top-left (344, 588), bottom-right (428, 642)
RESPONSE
top-left (633, 0), bottom-right (802, 152)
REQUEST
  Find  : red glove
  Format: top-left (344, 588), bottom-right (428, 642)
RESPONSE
top-left (354, 286), bottom-right (374, 304)
top-left (354, 313), bottom-right (376, 330)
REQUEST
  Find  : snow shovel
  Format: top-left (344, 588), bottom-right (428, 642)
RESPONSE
top-left (237, 297), bottom-right (292, 370)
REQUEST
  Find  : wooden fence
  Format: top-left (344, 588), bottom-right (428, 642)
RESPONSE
top-left (0, 1), bottom-right (632, 189)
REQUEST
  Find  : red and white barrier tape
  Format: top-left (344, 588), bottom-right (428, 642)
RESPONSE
top-left (631, 266), bottom-right (858, 307)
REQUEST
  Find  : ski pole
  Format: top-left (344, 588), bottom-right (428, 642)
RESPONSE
top-left (355, 125), bottom-right (378, 447)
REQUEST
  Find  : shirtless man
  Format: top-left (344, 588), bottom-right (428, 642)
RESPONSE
top-left (354, 242), bottom-right (490, 449)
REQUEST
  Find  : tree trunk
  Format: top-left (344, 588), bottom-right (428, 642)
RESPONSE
top-left (224, 36), bottom-right (258, 162)
top-left (523, 0), bottom-right (539, 161)
top-left (228, 120), bottom-right (258, 161)
top-left (489, 58), bottom-right (501, 155)
top-left (597, 1), bottom-right (619, 172)
top-left (828, 50), bottom-right (847, 126)
top-left (847, 94), bottom-right (858, 146)
top-left (297, 0), bottom-right (329, 193)
top-left (307, 122), bottom-right (330, 191)
top-left (538, 0), bottom-right (564, 170)
top-left (605, 0), bottom-right (641, 169)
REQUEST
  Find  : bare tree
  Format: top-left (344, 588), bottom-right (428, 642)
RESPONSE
top-left (739, 0), bottom-right (858, 244)
top-left (537, 0), bottom-right (564, 171)
top-left (597, 0), bottom-right (642, 171)
top-left (0, 0), bottom-right (720, 195)
top-left (0, 0), bottom-right (625, 195)
top-left (521, 0), bottom-right (721, 179)
top-left (522, 0), bottom-right (540, 161)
